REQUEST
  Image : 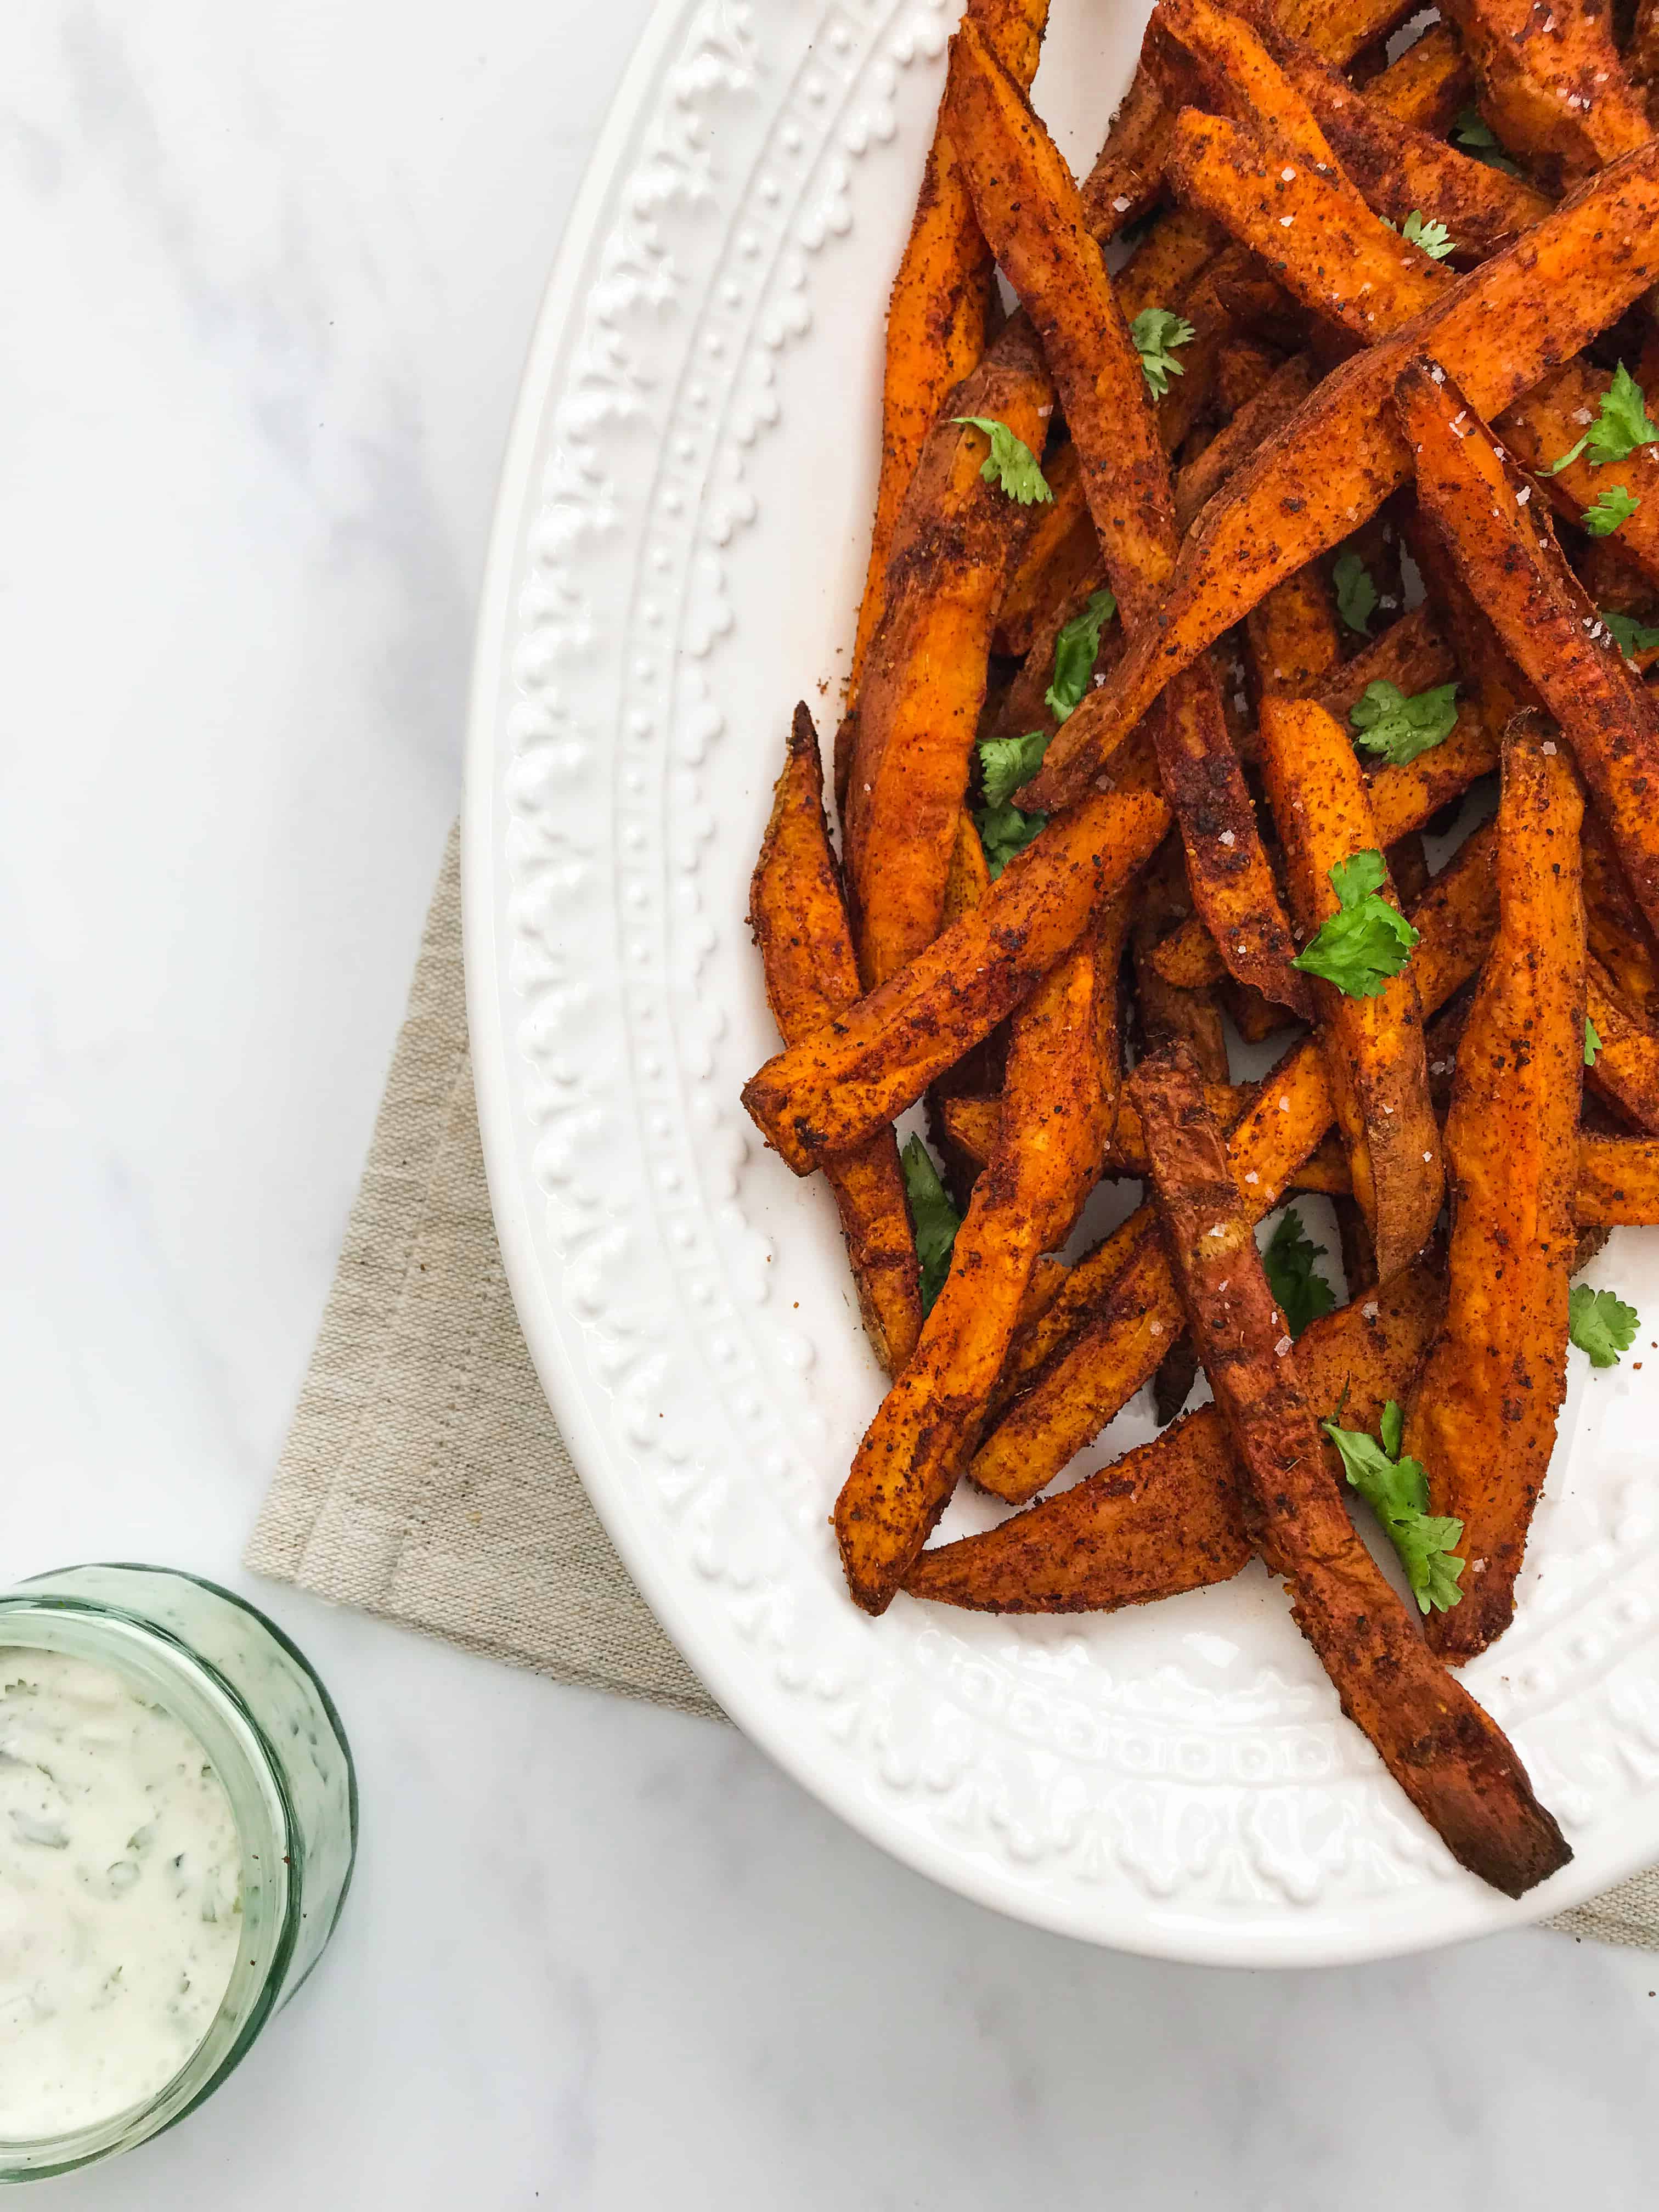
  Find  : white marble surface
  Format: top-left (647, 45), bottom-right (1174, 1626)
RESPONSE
top-left (4, 1), bottom-right (1659, 2203)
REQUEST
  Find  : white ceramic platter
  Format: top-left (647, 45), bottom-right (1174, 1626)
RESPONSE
top-left (465, 0), bottom-right (1659, 1964)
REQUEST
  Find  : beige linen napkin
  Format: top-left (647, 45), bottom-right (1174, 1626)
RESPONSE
top-left (246, 826), bottom-right (1654, 1945)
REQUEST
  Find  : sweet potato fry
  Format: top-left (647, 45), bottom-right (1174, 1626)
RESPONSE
top-left (941, 1082), bottom-right (1355, 1190)
top-left (834, 915), bottom-right (1119, 1614)
top-left (749, 708), bottom-right (922, 1374)
top-left (845, 319), bottom-right (1054, 987)
top-left (1497, 360), bottom-right (1659, 595)
top-left (1364, 22), bottom-right (1472, 132)
top-left (1585, 954), bottom-right (1659, 1131)
top-left (1132, 839), bottom-right (1231, 1079)
top-left (1576, 1133), bottom-right (1659, 1220)
top-left (742, 745), bottom-right (1169, 1175)
top-left (973, 825), bottom-right (1501, 1503)
top-left (1254, 16), bottom-right (1554, 257)
top-left (845, 0), bottom-right (1051, 700)
top-left (946, 19), bottom-right (1310, 1017)
top-left (1245, 560), bottom-right (1342, 703)
top-left (1439, 0), bottom-right (1649, 183)
top-left (1257, 697), bottom-right (1443, 1277)
top-left (1583, 811), bottom-right (1659, 1022)
top-left (1404, 725), bottom-right (1584, 1663)
top-left (1023, 140), bottom-right (1659, 813)
top-left (910, 1260), bottom-right (1443, 1613)
top-left (1151, 0), bottom-right (1369, 184)
top-left (1400, 354), bottom-right (1659, 945)
top-left (992, 444), bottom-right (1090, 659)
top-left (1173, 353), bottom-right (1314, 533)
top-left (1130, 1045), bottom-right (1570, 1898)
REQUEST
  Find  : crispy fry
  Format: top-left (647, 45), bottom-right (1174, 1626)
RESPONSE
top-left (1130, 1045), bottom-right (1570, 1897)
top-left (1245, 560), bottom-right (1343, 703)
top-left (742, 746), bottom-right (1169, 1175)
top-left (1364, 22), bottom-right (1472, 132)
top-left (1257, 697), bottom-right (1443, 1276)
top-left (1132, 839), bottom-right (1231, 1080)
top-left (946, 19), bottom-right (1310, 1017)
top-left (1576, 1133), bottom-right (1659, 1219)
top-left (1585, 954), bottom-right (1659, 1131)
top-left (1173, 352), bottom-right (1314, 533)
top-left (973, 826), bottom-right (1501, 1504)
top-left (991, 444), bottom-right (1091, 659)
top-left (834, 915), bottom-right (1119, 1614)
top-left (1400, 353), bottom-right (1659, 945)
top-left (1498, 360), bottom-right (1659, 596)
top-left (749, 708), bottom-right (922, 1374)
top-left (1152, 0), bottom-right (1367, 183)
top-left (1404, 724), bottom-right (1584, 1662)
top-left (1024, 141), bottom-right (1659, 812)
top-left (845, 0), bottom-right (1051, 702)
top-left (845, 319), bottom-right (1054, 986)
top-left (1583, 811), bottom-right (1659, 1022)
top-left (1255, 17), bottom-right (1554, 257)
top-left (1439, 0), bottom-right (1649, 183)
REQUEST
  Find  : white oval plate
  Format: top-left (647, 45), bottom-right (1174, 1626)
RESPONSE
top-left (464, 0), bottom-right (1659, 1963)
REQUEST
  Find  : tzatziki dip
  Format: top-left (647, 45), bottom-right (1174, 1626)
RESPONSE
top-left (0, 1647), bottom-right (242, 2137)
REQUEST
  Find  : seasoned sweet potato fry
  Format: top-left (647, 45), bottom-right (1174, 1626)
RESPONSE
top-left (1400, 354), bottom-right (1659, 944)
top-left (845, 0), bottom-right (1051, 700)
top-left (1023, 140), bottom-right (1659, 812)
top-left (911, 1261), bottom-right (1443, 1613)
top-left (1576, 1133), bottom-right (1659, 1221)
top-left (1173, 353), bottom-right (1314, 533)
top-left (1151, 0), bottom-right (1367, 183)
top-left (973, 826), bottom-right (1501, 1503)
top-left (1497, 360), bottom-right (1659, 595)
top-left (1583, 812), bottom-right (1659, 1023)
top-left (1585, 955), bottom-right (1659, 1131)
top-left (1132, 839), bottom-right (1231, 1080)
top-left (749, 708), bottom-right (922, 1374)
top-left (1404, 725), bottom-right (1584, 1662)
top-left (992, 444), bottom-right (1091, 659)
top-left (1130, 1045), bottom-right (1571, 1898)
top-left (1245, 560), bottom-right (1342, 704)
top-left (1364, 22), bottom-right (1472, 132)
top-left (834, 916), bottom-right (1118, 1615)
top-left (845, 319), bottom-right (1054, 986)
top-left (946, 18), bottom-right (1310, 1017)
top-left (1440, 0), bottom-right (1649, 183)
top-left (742, 746), bottom-right (1169, 1175)
top-left (1256, 18), bottom-right (1554, 256)
top-left (1257, 697), bottom-right (1443, 1277)
top-left (942, 1085), bottom-right (1355, 1190)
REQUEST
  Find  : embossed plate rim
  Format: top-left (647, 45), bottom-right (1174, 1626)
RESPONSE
top-left (464, 0), bottom-right (1659, 1962)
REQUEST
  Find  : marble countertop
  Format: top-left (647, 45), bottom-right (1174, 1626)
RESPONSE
top-left (6, 3), bottom-right (1659, 2204)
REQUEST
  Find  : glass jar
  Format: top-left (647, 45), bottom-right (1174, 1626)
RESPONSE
top-left (0, 1564), bottom-right (357, 2181)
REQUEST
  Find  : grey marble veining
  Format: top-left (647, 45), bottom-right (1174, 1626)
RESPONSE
top-left (4, 4), bottom-right (1659, 2205)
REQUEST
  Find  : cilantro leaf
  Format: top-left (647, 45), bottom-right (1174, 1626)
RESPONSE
top-left (1130, 308), bottom-right (1197, 400)
top-left (1568, 1283), bottom-right (1640, 1367)
top-left (1045, 589), bottom-right (1118, 724)
top-left (1323, 1403), bottom-right (1466, 1614)
top-left (952, 415), bottom-right (1053, 506)
top-left (900, 1137), bottom-right (961, 1314)
top-left (1549, 365), bottom-right (1658, 477)
top-left (1583, 484), bottom-right (1640, 537)
top-left (1585, 1015), bottom-right (1602, 1066)
top-left (1292, 849), bottom-right (1420, 998)
top-left (1454, 106), bottom-right (1522, 176)
top-left (978, 730), bottom-right (1051, 808)
top-left (1602, 606), bottom-right (1659, 657)
top-left (1350, 678), bottom-right (1460, 765)
top-left (975, 799), bottom-right (1047, 879)
top-left (1402, 210), bottom-right (1455, 260)
top-left (1262, 1209), bottom-right (1338, 1339)
top-left (1332, 549), bottom-right (1379, 635)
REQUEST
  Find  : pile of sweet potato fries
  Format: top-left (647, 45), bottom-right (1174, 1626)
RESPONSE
top-left (741, 0), bottom-right (1659, 1898)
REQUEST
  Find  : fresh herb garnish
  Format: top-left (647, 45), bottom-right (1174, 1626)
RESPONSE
top-left (1602, 606), bottom-right (1659, 658)
top-left (900, 1137), bottom-right (961, 1313)
top-left (1130, 308), bottom-right (1197, 400)
top-left (952, 415), bottom-right (1053, 505)
top-left (1045, 589), bottom-right (1118, 723)
top-left (1382, 210), bottom-right (1455, 259)
top-left (1323, 1400), bottom-right (1466, 1614)
top-left (1583, 484), bottom-right (1641, 538)
top-left (1262, 1208), bottom-right (1338, 1339)
top-left (975, 799), bottom-right (1047, 879)
top-left (1350, 679), bottom-right (1460, 766)
top-left (1454, 107), bottom-right (1522, 176)
top-left (1548, 364), bottom-right (1658, 475)
top-left (1332, 549), bottom-right (1379, 635)
top-left (1585, 1015), bottom-right (1602, 1067)
top-left (979, 730), bottom-right (1050, 807)
top-left (1568, 1283), bottom-right (1640, 1367)
top-left (1291, 850), bottom-right (1420, 998)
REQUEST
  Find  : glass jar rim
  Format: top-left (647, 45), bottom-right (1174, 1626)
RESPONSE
top-left (0, 1570), bottom-right (343, 2179)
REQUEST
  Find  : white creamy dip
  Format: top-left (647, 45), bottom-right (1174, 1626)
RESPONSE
top-left (0, 1648), bottom-right (242, 2137)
